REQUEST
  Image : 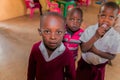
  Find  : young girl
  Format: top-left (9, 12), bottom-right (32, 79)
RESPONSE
top-left (27, 12), bottom-right (76, 80)
top-left (76, 2), bottom-right (120, 80)
top-left (63, 8), bottom-right (84, 60)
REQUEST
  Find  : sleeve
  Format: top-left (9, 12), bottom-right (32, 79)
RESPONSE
top-left (65, 51), bottom-right (76, 80)
top-left (79, 29), bottom-right (84, 42)
top-left (109, 37), bottom-right (120, 54)
top-left (80, 25), bottom-right (95, 43)
top-left (27, 46), bottom-right (36, 80)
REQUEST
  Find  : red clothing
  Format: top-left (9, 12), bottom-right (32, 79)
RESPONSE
top-left (63, 28), bottom-right (84, 59)
top-left (27, 41), bottom-right (76, 80)
top-left (76, 58), bottom-right (107, 80)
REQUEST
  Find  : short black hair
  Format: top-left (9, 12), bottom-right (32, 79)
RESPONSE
top-left (40, 12), bottom-right (65, 28)
top-left (67, 7), bottom-right (83, 18)
top-left (100, 1), bottom-right (119, 15)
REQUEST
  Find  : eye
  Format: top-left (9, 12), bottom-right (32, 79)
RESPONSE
top-left (69, 18), bottom-right (75, 21)
top-left (77, 19), bottom-right (81, 22)
top-left (109, 16), bottom-right (114, 20)
top-left (43, 30), bottom-right (51, 34)
top-left (100, 14), bottom-right (106, 18)
top-left (56, 31), bottom-right (63, 35)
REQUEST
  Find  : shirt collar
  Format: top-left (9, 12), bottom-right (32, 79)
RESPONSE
top-left (39, 42), bottom-right (66, 62)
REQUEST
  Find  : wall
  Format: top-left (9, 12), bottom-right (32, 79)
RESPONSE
top-left (0, 0), bottom-right (26, 21)
top-left (39, 0), bottom-right (47, 12)
top-left (0, 0), bottom-right (47, 21)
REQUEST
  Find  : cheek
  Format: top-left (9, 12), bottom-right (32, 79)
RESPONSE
top-left (42, 35), bottom-right (49, 42)
top-left (98, 19), bottom-right (104, 26)
top-left (67, 21), bottom-right (72, 25)
top-left (77, 23), bottom-right (81, 27)
top-left (57, 35), bottom-right (64, 41)
top-left (98, 17), bottom-right (102, 22)
top-left (109, 21), bottom-right (115, 26)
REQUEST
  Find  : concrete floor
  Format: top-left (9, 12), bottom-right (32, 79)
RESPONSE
top-left (0, 1), bottom-right (120, 80)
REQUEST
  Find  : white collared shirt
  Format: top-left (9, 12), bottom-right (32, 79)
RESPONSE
top-left (39, 42), bottom-right (66, 62)
top-left (81, 24), bottom-right (120, 65)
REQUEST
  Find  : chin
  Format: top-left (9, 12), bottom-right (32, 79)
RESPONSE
top-left (49, 47), bottom-right (57, 51)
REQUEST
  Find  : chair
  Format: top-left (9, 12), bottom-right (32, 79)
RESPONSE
top-left (77, 0), bottom-right (91, 7)
top-left (57, 0), bottom-right (76, 17)
top-left (25, 0), bottom-right (42, 18)
top-left (46, 0), bottom-right (61, 14)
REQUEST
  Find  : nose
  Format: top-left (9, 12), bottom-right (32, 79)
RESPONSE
top-left (50, 33), bottom-right (56, 40)
top-left (103, 16), bottom-right (112, 22)
top-left (73, 20), bottom-right (79, 26)
top-left (74, 19), bottom-right (78, 23)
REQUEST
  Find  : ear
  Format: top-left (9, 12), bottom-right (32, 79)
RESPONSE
top-left (112, 17), bottom-right (118, 27)
top-left (115, 16), bottom-right (118, 21)
top-left (81, 19), bottom-right (83, 22)
top-left (97, 14), bottom-right (100, 18)
top-left (38, 28), bottom-right (42, 35)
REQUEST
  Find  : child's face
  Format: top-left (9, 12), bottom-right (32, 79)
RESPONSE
top-left (98, 6), bottom-right (118, 30)
top-left (66, 12), bottom-right (82, 32)
top-left (40, 16), bottom-right (65, 50)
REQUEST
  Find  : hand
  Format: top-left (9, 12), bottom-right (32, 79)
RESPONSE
top-left (107, 60), bottom-right (112, 66)
top-left (95, 26), bottom-right (107, 38)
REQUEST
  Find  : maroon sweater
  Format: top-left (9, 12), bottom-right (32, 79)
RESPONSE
top-left (27, 42), bottom-right (76, 80)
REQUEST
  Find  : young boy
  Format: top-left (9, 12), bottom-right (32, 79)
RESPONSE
top-left (63, 8), bottom-right (84, 60)
top-left (27, 12), bottom-right (76, 80)
top-left (76, 2), bottom-right (120, 80)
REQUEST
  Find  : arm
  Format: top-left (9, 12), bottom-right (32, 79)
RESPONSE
top-left (27, 47), bottom-right (36, 80)
top-left (81, 26), bottom-right (107, 52)
top-left (90, 45), bottom-right (116, 60)
top-left (81, 34), bottom-right (99, 52)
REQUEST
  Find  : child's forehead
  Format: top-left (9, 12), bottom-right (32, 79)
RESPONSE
top-left (100, 6), bottom-right (118, 15)
top-left (42, 16), bottom-right (65, 28)
top-left (44, 16), bottom-right (62, 23)
top-left (70, 11), bottom-right (80, 15)
top-left (45, 16), bottom-right (59, 20)
top-left (68, 12), bottom-right (82, 18)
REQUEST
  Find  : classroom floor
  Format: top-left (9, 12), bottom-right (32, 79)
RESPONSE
top-left (0, 0), bottom-right (120, 80)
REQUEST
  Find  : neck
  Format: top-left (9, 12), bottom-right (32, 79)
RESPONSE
top-left (44, 43), bottom-right (57, 57)
top-left (67, 27), bottom-right (74, 34)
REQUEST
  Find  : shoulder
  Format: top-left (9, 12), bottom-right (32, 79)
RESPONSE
top-left (80, 24), bottom-right (98, 42)
top-left (109, 28), bottom-right (120, 39)
top-left (63, 44), bottom-right (71, 54)
top-left (85, 24), bottom-right (98, 31)
top-left (78, 28), bottom-right (84, 32)
top-left (82, 24), bottom-right (98, 35)
top-left (71, 28), bottom-right (84, 36)
top-left (29, 41), bottom-right (41, 58)
top-left (31, 41), bottom-right (41, 51)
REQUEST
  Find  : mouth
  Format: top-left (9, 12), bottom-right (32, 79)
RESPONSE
top-left (49, 42), bottom-right (57, 46)
top-left (71, 26), bottom-right (79, 31)
top-left (101, 23), bottom-right (110, 31)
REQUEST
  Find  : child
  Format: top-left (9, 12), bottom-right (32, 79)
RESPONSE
top-left (27, 12), bottom-right (76, 80)
top-left (76, 2), bottom-right (120, 80)
top-left (63, 7), bottom-right (84, 60)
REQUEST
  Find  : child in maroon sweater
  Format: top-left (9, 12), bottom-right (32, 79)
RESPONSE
top-left (27, 12), bottom-right (76, 80)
